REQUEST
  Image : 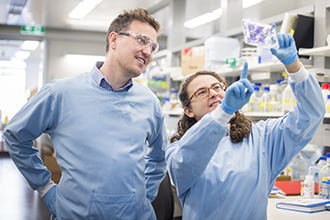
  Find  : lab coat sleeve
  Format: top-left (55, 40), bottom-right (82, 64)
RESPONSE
top-left (261, 65), bottom-right (325, 181)
top-left (165, 110), bottom-right (229, 198)
top-left (144, 108), bottom-right (168, 202)
top-left (3, 84), bottom-right (57, 191)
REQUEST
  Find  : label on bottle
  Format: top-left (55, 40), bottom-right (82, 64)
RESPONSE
top-left (303, 183), bottom-right (314, 198)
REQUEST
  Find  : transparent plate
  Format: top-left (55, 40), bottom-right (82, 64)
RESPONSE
top-left (241, 18), bottom-right (279, 49)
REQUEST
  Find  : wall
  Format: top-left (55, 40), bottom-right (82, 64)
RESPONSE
top-left (217, 0), bottom-right (315, 37)
top-left (45, 39), bottom-right (105, 82)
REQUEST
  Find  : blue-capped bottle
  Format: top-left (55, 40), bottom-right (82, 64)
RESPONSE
top-left (248, 87), bottom-right (261, 112)
top-left (326, 95), bottom-right (330, 114)
top-left (260, 87), bottom-right (271, 112)
top-left (318, 153), bottom-right (330, 198)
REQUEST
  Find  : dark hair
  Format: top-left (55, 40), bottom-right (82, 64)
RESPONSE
top-left (105, 8), bottom-right (161, 53)
top-left (170, 70), bottom-right (252, 144)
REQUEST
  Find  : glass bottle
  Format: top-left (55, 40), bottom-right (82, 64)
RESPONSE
top-left (260, 87), bottom-right (271, 112)
top-left (269, 84), bottom-right (279, 112)
top-left (282, 83), bottom-right (294, 113)
top-left (276, 79), bottom-right (285, 112)
top-left (318, 153), bottom-right (330, 198)
top-left (170, 89), bottom-right (179, 110)
top-left (254, 82), bottom-right (262, 97)
top-left (248, 87), bottom-right (261, 112)
top-left (308, 156), bottom-right (327, 184)
top-left (326, 95), bottom-right (330, 114)
top-left (288, 152), bottom-right (307, 181)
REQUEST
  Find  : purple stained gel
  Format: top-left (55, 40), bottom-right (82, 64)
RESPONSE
top-left (255, 26), bottom-right (263, 35)
top-left (241, 18), bottom-right (279, 49)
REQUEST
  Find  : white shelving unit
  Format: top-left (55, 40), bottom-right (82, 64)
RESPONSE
top-left (163, 109), bottom-right (183, 116)
top-left (299, 46), bottom-right (330, 57)
top-left (217, 61), bottom-right (286, 77)
top-left (217, 60), bottom-right (314, 78)
top-left (298, 47), bottom-right (330, 76)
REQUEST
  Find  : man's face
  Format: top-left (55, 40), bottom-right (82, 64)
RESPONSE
top-left (114, 20), bottom-right (158, 79)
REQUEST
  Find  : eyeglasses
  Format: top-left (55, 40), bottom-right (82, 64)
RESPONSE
top-left (188, 82), bottom-right (227, 104)
top-left (117, 32), bottom-right (159, 55)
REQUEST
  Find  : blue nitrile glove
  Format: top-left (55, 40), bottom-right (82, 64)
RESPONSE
top-left (42, 185), bottom-right (57, 217)
top-left (221, 62), bottom-right (254, 114)
top-left (270, 32), bottom-right (298, 66)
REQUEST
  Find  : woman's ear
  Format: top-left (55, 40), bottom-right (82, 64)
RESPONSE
top-left (184, 107), bottom-right (195, 118)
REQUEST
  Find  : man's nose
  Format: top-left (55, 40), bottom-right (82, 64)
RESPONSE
top-left (142, 45), bottom-right (153, 56)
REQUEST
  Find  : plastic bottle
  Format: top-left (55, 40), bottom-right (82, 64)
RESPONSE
top-left (254, 82), bottom-right (262, 97)
top-left (326, 95), bottom-right (330, 114)
top-left (321, 83), bottom-right (330, 105)
top-left (170, 89), bottom-right (179, 110)
top-left (3, 116), bottom-right (8, 130)
top-left (302, 175), bottom-right (315, 198)
top-left (318, 152), bottom-right (330, 198)
top-left (282, 83), bottom-right (294, 113)
top-left (260, 87), bottom-right (271, 112)
top-left (269, 84), bottom-right (279, 112)
top-left (248, 87), bottom-right (261, 112)
top-left (326, 179), bottom-right (330, 199)
top-left (279, 72), bottom-right (288, 87)
top-left (162, 98), bottom-right (172, 111)
top-left (288, 152), bottom-right (307, 181)
top-left (276, 79), bottom-right (284, 112)
top-left (308, 156), bottom-right (327, 183)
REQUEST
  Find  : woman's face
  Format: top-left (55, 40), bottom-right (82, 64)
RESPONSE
top-left (184, 75), bottom-right (226, 121)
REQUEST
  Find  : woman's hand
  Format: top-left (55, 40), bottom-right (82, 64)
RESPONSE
top-left (221, 62), bottom-right (254, 114)
top-left (271, 33), bottom-right (298, 66)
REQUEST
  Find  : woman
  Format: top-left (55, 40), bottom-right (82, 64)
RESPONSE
top-left (165, 33), bottom-right (325, 219)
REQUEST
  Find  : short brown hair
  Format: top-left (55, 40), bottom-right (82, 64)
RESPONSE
top-left (105, 8), bottom-right (161, 53)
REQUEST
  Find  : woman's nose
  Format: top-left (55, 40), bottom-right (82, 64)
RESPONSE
top-left (209, 88), bottom-right (219, 97)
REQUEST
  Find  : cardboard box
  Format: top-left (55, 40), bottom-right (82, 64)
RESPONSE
top-left (43, 154), bottom-right (62, 184)
top-left (181, 46), bottom-right (205, 76)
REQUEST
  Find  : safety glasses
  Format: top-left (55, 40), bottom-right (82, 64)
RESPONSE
top-left (188, 82), bottom-right (227, 105)
top-left (117, 32), bottom-right (159, 56)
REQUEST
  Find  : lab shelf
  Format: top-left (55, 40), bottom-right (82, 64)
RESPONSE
top-left (163, 109), bottom-right (183, 116)
top-left (324, 113), bottom-right (330, 118)
top-left (217, 62), bottom-right (286, 77)
top-left (299, 46), bottom-right (330, 57)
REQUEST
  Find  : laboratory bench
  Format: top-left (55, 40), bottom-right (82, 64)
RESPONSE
top-left (267, 196), bottom-right (330, 220)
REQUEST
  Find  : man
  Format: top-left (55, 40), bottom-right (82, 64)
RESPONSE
top-left (4, 8), bottom-right (168, 219)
